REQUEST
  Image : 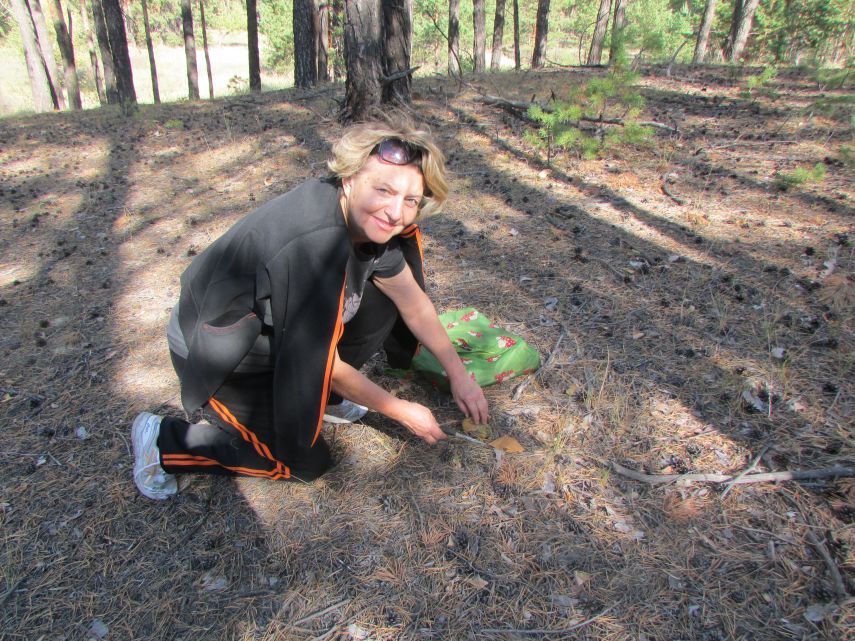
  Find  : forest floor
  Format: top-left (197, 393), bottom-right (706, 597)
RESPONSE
top-left (0, 64), bottom-right (853, 641)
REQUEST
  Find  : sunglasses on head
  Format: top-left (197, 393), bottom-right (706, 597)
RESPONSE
top-left (372, 138), bottom-right (423, 165)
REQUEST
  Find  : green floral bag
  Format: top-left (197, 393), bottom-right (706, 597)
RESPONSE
top-left (411, 308), bottom-right (541, 389)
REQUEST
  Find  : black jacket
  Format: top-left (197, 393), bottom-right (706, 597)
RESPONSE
top-left (175, 178), bottom-right (424, 453)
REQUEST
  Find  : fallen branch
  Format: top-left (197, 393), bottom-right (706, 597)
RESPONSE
top-left (480, 603), bottom-right (617, 635)
top-left (381, 66), bottom-right (420, 84)
top-left (721, 446), bottom-right (768, 498)
top-left (611, 462), bottom-right (855, 486)
top-left (477, 95), bottom-right (677, 133)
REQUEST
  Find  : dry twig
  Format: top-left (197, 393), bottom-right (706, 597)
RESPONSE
top-left (611, 462), bottom-right (855, 486)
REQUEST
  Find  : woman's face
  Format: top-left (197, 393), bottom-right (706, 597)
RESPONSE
top-left (341, 155), bottom-right (424, 245)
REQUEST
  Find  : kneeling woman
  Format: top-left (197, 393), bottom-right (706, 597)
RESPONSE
top-left (132, 118), bottom-right (489, 498)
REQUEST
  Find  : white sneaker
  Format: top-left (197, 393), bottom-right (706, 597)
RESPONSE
top-left (131, 412), bottom-right (178, 500)
top-left (323, 400), bottom-right (368, 424)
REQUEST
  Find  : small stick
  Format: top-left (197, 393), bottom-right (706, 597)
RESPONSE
top-left (292, 599), bottom-right (350, 627)
top-left (721, 446), bottom-right (769, 498)
top-left (479, 602), bottom-right (617, 635)
top-left (661, 181), bottom-right (685, 205)
top-left (512, 330), bottom-right (565, 401)
top-left (804, 528), bottom-right (849, 601)
top-left (611, 462), bottom-right (855, 486)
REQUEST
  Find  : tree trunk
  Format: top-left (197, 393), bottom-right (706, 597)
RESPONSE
top-left (246, 0), bottom-right (261, 91)
top-left (90, 0), bottom-right (118, 103)
top-left (49, 0), bottom-right (81, 109)
top-left (381, 0), bottom-right (411, 104)
top-left (10, 0), bottom-right (56, 111)
top-left (342, 0), bottom-right (382, 122)
top-left (692, 0), bottom-right (716, 63)
top-left (102, 0), bottom-right (136, 104)
top-left (512, 0), bottom-right (520, 69)
top-left (317, 1), bottom-right (330, 81)
top-left (472, 0), bottom-right (485, 72)
top-left (587, 0), bottom-right (611, 64)
top-left (530, 0), bottom-right (549, 68)
top-left (140, 0), bottom-right (160, 103)
top-left (448, 0), bottom-right (460, 77)
top-left (608, 0), bottom-right (626, 65)
top-left (490, 0), bottom-right (505, 70)
top-left (30, 0), bottom-right (65, 108)
top-left (330, 0), bottom-right (344, 82)
top-left (81, 0), bottom-right (105, 103)
top-left (294, 0), bottom-right (318, 88)
top-left (199, 0), bottom-right (213, 97)
top-left (726, 0), bottom-right (760, 62)
top-left (181, 0), bottom-right (199, 99)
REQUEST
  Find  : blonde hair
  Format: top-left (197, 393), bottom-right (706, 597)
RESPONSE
top-left (327, 116), bottom-right (449, 218)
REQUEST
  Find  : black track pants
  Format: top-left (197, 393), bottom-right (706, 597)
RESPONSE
top-left (157, 281), bottom-right (409, 481)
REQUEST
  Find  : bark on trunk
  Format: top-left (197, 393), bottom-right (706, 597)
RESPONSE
top-left (90, 0), bottom-right (118, 103)
top-left (181, 0), bottom-right (199, 99)
top-left (10, 0), bottom-right (56, 111)
top-left (294, 0), bottom-right (318, 88)
top-left (318, 1), bottom-right (330, 81)
top-left (102, 0), bottom-right (136, 103)
top-left (472, 0), bottom-right (485, 73)
top-left (381, 0), bottom-right (411, 104)
top-left (81, 0), bottom-right (105, 104)
top-left (30, 0), bottom-right (65, 108)
top-left (530, 0), bottom-right (550, 68)
top-left (692, 0), bottom-right (717, 63)
top-left (726, 0), bottom-right (760, 62)
top-left (49, 0), bottom-right (81, 109)
top-left (608, 0), bottom-right (626, 65)
top-left (587, 0), bottom-right (611, 65)
top-left (512, 0), bottom-right (520, 70)
top-left (246, 0), bottom-right (261, 91)
top-left (448, 0), bottom-right (460, 77)
top-left (490, 0), bottom-right (505, 70)
top-left (199, 0), bottom-right (213, 97)
top-left (141, 0), bottom-right (160, 103)
top-left (342, 0), bottom-right (382, 122)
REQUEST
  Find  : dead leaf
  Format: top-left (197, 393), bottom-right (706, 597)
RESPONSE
top-left (489, 435), bottom-right (525, 453)
top-left (467, 575), bottom-right (489, 590)
top-left (462, 417), bottom-right (491, 440)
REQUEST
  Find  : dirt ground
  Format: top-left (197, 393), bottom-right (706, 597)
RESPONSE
top-left (0, 65), bottom-right (852, 640)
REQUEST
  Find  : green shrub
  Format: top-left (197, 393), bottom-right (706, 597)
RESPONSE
top-left (741, 66), bottom-right (779, 101)
top-left (774, 163), bottom-right (827, 190)
top-left (525, 63), bottom-right (653, 162)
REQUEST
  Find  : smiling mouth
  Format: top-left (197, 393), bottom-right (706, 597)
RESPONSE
top-left (373, 217), bottom-right (397, 231)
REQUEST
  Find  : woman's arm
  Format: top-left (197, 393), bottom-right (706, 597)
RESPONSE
top-left (373, 266), bottom-right (489, 425)
top-left (329, 350), bottom-right (446, 444)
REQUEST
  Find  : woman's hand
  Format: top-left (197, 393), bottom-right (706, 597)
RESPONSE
top-left (392, 400), bottom-right (447, 445)
top-left (449, 373), bottom-right (489, 426)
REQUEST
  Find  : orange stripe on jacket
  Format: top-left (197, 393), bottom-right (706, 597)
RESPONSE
top-left (312, 276), bottom-right (347, 447)
top-left (400, 224), bottom-right (425, 281)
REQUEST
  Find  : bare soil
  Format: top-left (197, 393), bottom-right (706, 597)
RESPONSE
top-left (0, 65), bottom-right (852, 640)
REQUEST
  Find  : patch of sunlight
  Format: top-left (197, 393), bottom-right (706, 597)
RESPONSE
top-left (581, 199), bottom-right (730, 270)
top-left (11, 141), bottom-right (108, 180)
top-left (0, 261), bottom-right (38, 287)
top-left (115, 353), bottom-right (177, 401)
